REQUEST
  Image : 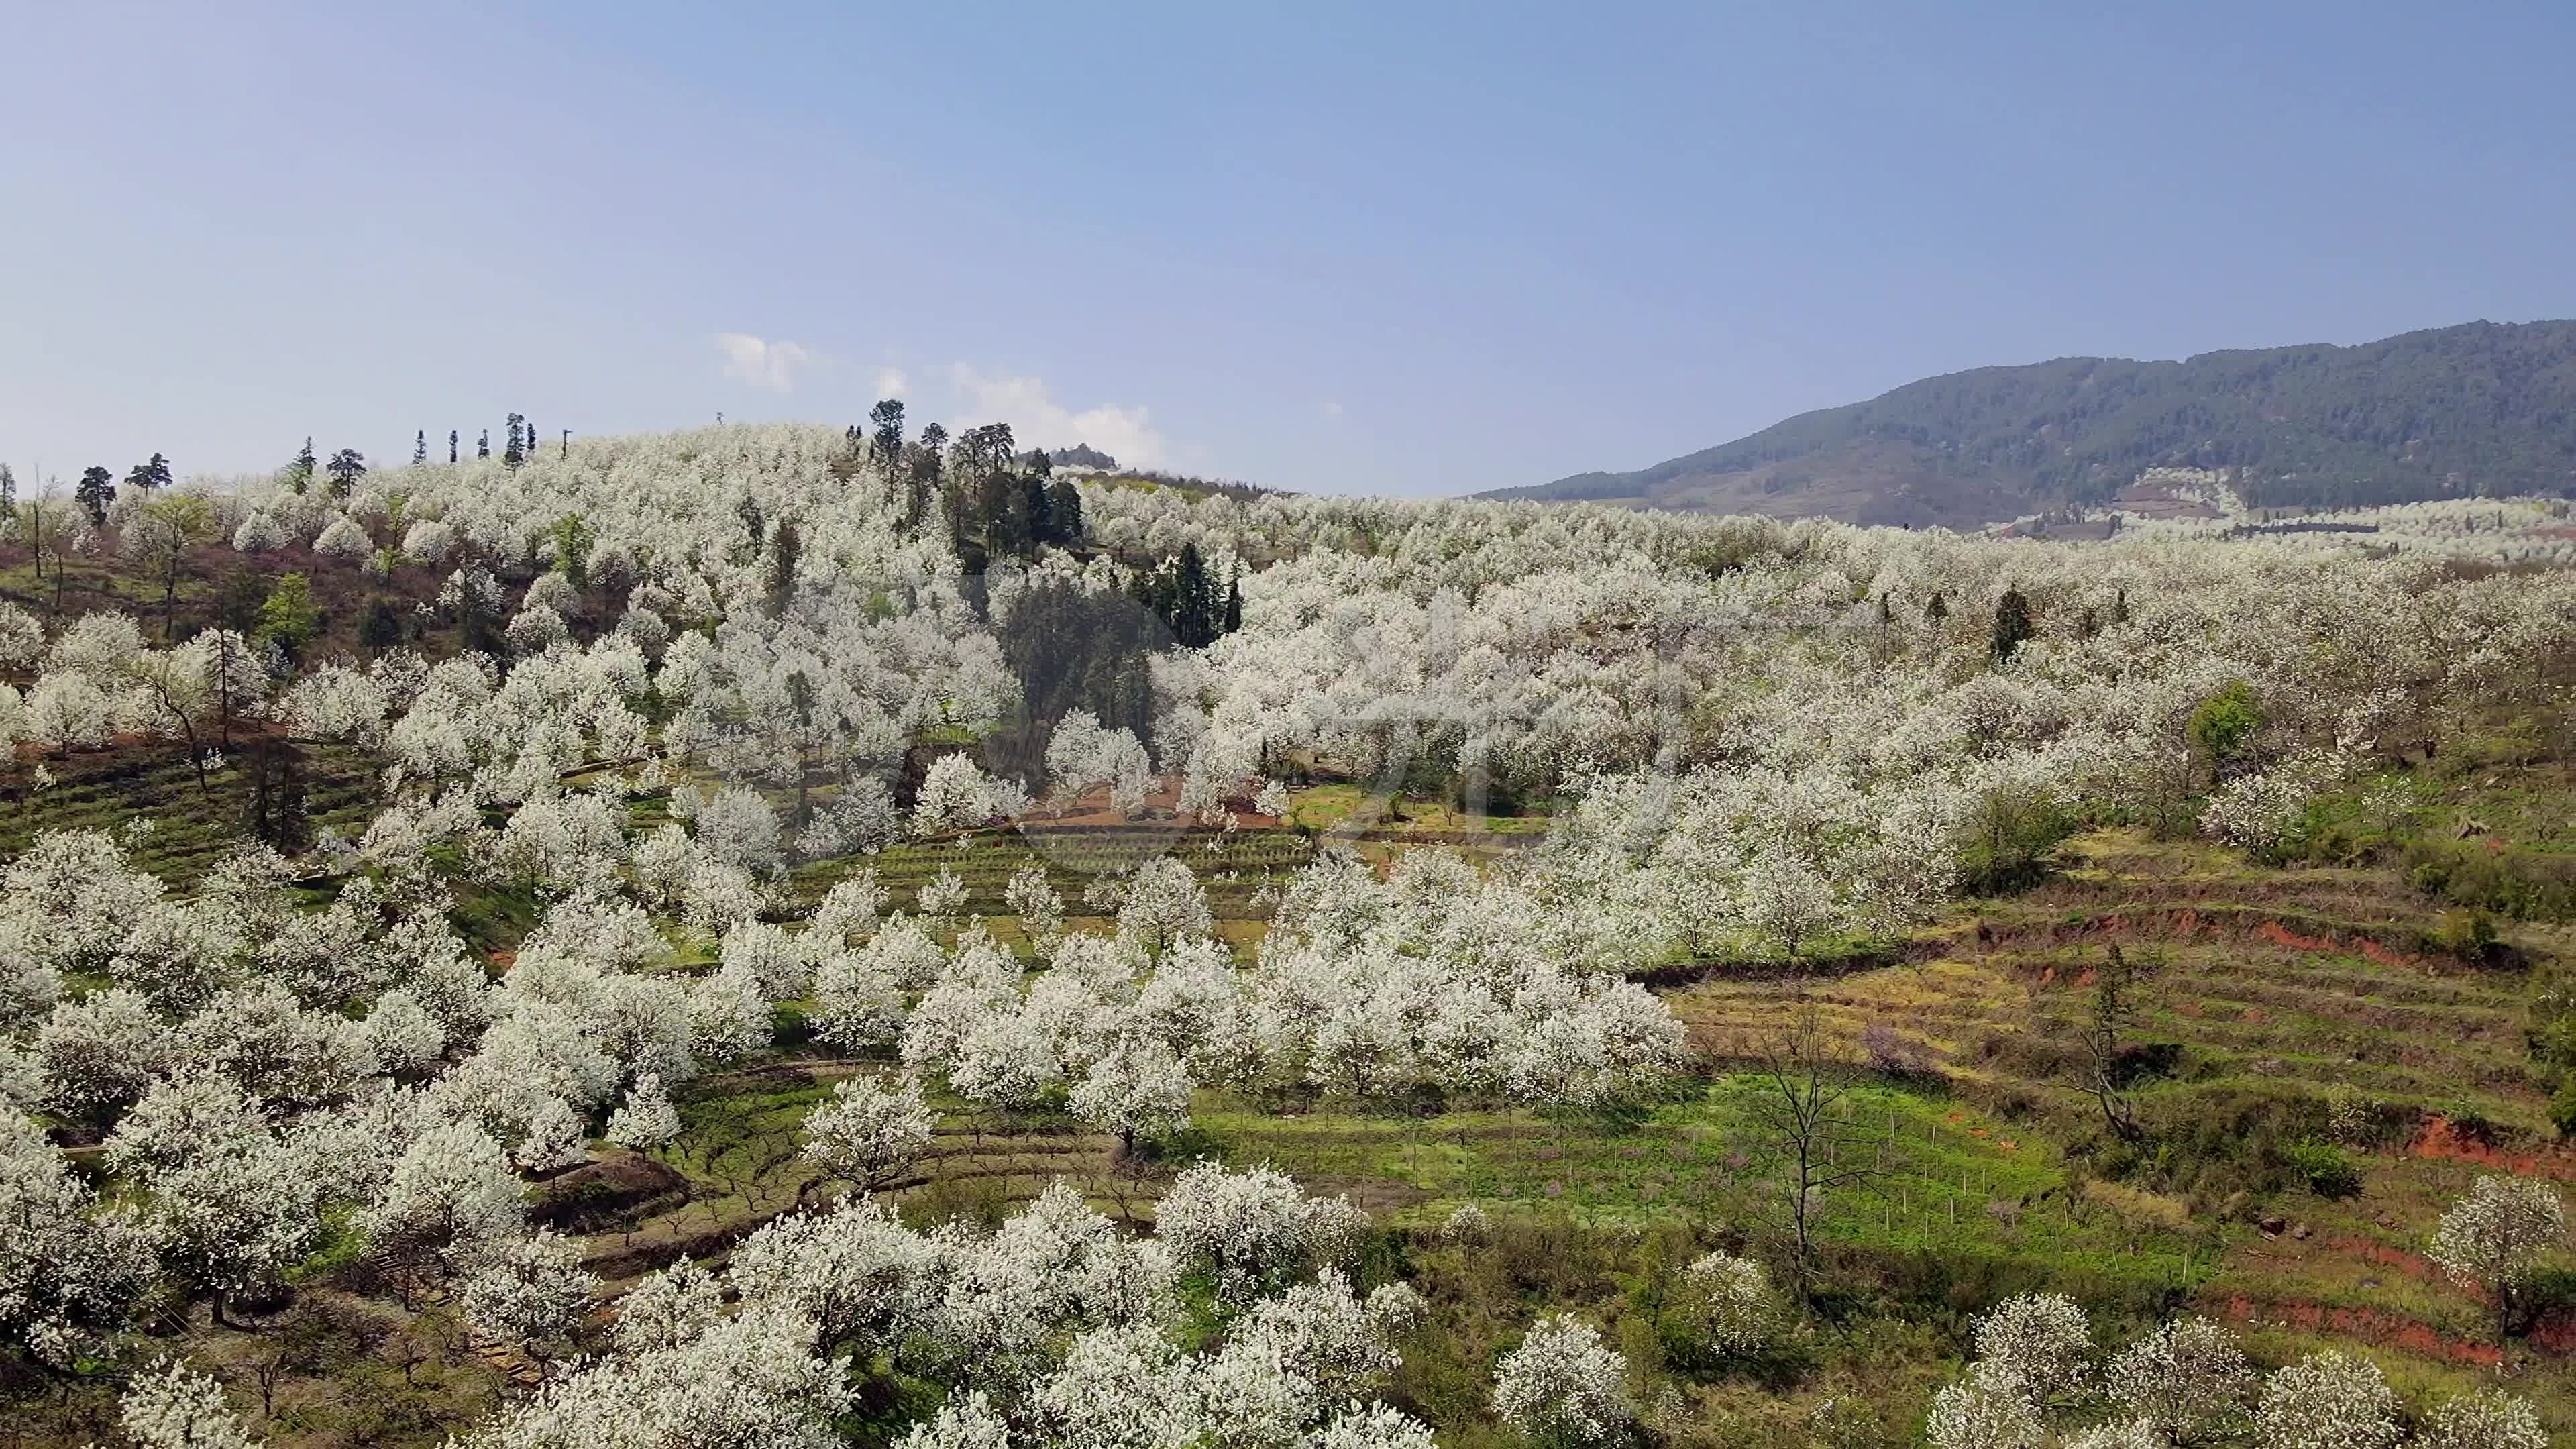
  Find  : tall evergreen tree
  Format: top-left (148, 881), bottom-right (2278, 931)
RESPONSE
top-left (413, 431), bottom-right (428, 465)
top-left (325, 448), bottom-right (367, 500)
top-left (766, 520), bottom-right (802, 618)
top-left (1990, 587), bottom-right (2034, 663)
top-left (1046, 478), bottom-right (1083, 544)
top-left (243, 741), bottom-right (313, 855)
top-left (75, 466), bottom-right (116, 525)
top-left (449, 429), bottom-right (460, 464)
top-left (504, 413), bottom-right (526, 469)
top-left (289, 437), bottom-right (317, 492)
top-left (1222, 574), bottom-right (1244, 635)
top-left (869, 398), bottom-right (905, 469)
top-left (1173, 543), bottom-right (1217, 647)
top-left (124, 453), bottom-right (172, 494)
top-left (478, 429), bottom-right (490, 460)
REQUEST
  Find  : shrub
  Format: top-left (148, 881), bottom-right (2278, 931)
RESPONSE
top-left (2550, 1079), bottom-right (2576, 1138)
top-left (2187, 681), bottom-right (2265, 765)
top-left (2434, 908), bottom-right (2499, 958)
top-left (2279, 1138), bottom-right (2363, 1199)
top-left (1957, 786), bottom-right (2076, 894)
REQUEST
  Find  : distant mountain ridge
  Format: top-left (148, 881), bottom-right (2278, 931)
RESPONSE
top-left (1484, 319), bottom-right (2576, 527)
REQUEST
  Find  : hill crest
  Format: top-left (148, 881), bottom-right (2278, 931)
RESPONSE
top-left (1485, 319), bottom-right (2576, 527)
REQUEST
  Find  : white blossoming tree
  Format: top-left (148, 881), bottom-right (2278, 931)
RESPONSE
top-left (1491, 1313), bottom-right (1635, 1446)
top-left (802, 1073), bottom-right (936, 1194)
top-left (2428, 1173), bottom-right (2566, 1338)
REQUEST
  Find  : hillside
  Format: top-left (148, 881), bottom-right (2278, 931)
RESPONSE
top-left (1488, 319), bottom-right (2576, 527)
top-left (9, 429), bottom-right (2576, 1447)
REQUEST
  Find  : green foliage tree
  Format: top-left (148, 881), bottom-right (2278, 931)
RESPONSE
top-left (550, 514), bottom-right (595, 592)
top-left (288, 437), bottom-right (317, 492)
top-left (504, 414), bottom-right (526, 469)
top-left (413, 431), bottom-right (428, 466)
top-left (256, 572), bottom-right (321, 663)
top-left (449, 429), bottom-right (460, 464)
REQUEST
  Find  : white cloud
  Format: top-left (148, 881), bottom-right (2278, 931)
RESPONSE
top-left (948, 364), bottom-right (1169, 468)
top-left (873, 366), bottom-right (909, 400)
top-left (715, 333), bottom-right (812, 392)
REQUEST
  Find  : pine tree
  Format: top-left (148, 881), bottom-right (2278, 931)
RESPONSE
top-left (478, 430), bottom-right (490, 460)
top-left (1046, 478), bottom-right (1083, 544)
top-left (1222, 574), bottom-right (1244, 635)
top-left (290, 437), bottom-right (317, 493)
top-left (326, 448), bottom-right (367, 500)
top-left (1173, 543), bottom-right (1217, 647)
top-left (449, 429), bottom-right (460, 464)
top-left (1990, 587), bottom-right (2034, 663)
top-left (504, 413), bottom-right (525, 469)
top-left (869, 398), bottom-right (905, 469)
top-left (766, 520), bottom-right (801, 618)
top-left (74, 466), bottom-right (116, 525)
top-left (244, 741), bottom-right (313, 855)
top-left (413, 430), bottom-right (428, 465)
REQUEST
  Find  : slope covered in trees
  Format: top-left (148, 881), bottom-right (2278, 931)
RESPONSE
top-left (5, 421), bottom-right (2576, 1446)
top-left (1489, 319), bottom-right (2576, 525)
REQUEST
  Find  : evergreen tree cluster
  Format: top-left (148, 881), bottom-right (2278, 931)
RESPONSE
top-left (1128, 542), bottom-right (1243, 649)
top-left (848, 399), bottom-right (1088, 570)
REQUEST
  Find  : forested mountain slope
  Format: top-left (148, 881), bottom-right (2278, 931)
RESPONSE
top-left (1489, 319), bottom-right (2576, 526)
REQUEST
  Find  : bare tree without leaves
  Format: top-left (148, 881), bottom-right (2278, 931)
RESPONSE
top-left (1743, 996), bottom-right (1884, 1303)
top-left (2072, 941), bottom-right (2149, 1142)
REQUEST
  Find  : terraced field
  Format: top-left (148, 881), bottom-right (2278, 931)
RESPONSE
top-left (553, 813), bottom-right (2576, 1433)
top-left (0, 733), bottom-right (377, 888)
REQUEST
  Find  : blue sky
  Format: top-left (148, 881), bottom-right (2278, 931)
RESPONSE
top-left (5, 2), bottom-right (2573, 498)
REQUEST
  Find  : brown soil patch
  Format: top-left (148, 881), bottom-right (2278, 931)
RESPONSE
top-left (2216, 1295), bottom-right (2503, 1365)
top-left (2408, 1117), bottom-right (2576, 1181)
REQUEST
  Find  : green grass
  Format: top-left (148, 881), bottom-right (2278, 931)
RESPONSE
top-left (1198, 1079), bottom-right (2208, 1303)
